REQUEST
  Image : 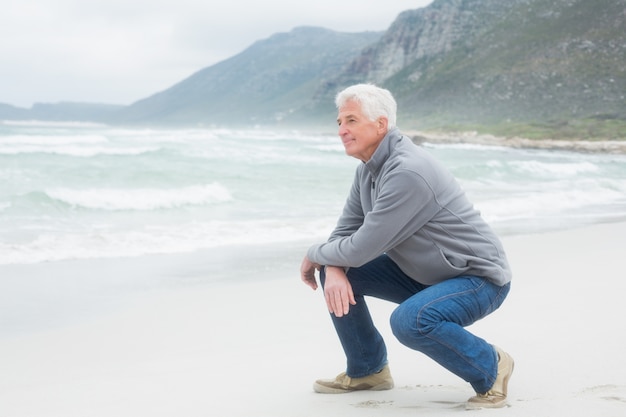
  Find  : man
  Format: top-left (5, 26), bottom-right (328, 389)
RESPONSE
top-left (300, 84), bottom-right (513, 410)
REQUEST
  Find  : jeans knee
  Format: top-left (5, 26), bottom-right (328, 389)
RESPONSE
top-left (390, 304), bottom-right (419, 345)
top-left (390, 307), bottom-right (407, 343)
top-left (390, 303), bottom-right (437, 348)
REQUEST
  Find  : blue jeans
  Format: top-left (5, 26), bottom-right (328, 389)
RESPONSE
top-left (319, 254), bottom-right (510, 393)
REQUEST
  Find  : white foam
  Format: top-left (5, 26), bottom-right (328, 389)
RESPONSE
top-left (510, 160), bottom-right (599, 176)
top-left (422, 142), bottom-right (511, 152)
top-left (0, 120), bottom-right (106, 128)
top-left (0, 133), bottom-right (162, 157)
top-left (0, 145), bottom-right (160, 157)
top-left (0, 134), bottom-right (108, 145)
top-left (45, 183), bottom-right (232, 211)
top-left (0, 217), bottom-right (334, 265)
top-left (476, 183), bottom-right (626, 223)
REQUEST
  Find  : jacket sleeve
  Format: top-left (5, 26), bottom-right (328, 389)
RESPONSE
top-left (307, 168), bottom-right (442, 267)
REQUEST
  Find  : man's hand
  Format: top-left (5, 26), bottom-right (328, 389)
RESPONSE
top-left (323, 266), bottom-right (356, 317)
top-left (300, 256), bottom-right (321, 290)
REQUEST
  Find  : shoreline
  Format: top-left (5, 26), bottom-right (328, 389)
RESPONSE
top-left (1, 222), bottom-right (624, 416)
top-left (407, 130), bottom-right (626, 154)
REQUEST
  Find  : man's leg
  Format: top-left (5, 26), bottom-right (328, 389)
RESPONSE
top-left (389, 276), bottom-right (510, 394)
top-left (320, 254), bottom-right (426, 378)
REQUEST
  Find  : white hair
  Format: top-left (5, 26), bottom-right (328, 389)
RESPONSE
top-left (335, 83), bottom-right (397, 129)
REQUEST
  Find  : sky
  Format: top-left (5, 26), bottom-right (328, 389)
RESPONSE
top-left (1, 0), bottom-right (434, 108)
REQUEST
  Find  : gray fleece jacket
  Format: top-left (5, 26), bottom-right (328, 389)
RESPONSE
top-left (307, 128), bottom-right (511, 286)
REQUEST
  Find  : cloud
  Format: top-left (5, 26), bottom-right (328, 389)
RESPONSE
top-left (0, 0), bottom-right (432, 107)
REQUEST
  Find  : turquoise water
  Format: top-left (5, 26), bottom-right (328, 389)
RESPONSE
top-left (2, 121), bottom-right (626, 265)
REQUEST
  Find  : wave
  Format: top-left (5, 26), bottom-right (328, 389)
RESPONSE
top-left (0, 120), bottom-right (107, 128)
top-left (476, 181), bottom-right (626, 223)
top-left (102, 127), bottom-right (336, 145)
top-left (423, 142), bottom-right (512, 152)
top-left (0, 134), bottom-right (109, 145)
top-left (510, 160), bottom-right (599, 176)
top-left (44, 183), bottom-right (233, 211)
top-left (0, 145), bottom-right (161, 157)
top-left (306, 144), bottom-right (345, 153)
top-left (0, 217), bottom-right (334, 265)
top-left (0, 133), bottom-right (163, 157)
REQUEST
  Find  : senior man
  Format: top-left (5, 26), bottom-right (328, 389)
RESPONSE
top-left (300, 84), bottom-right (513, 410)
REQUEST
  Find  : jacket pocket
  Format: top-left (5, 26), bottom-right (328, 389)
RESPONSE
top-left (439, 249), bottom-right (470, 272)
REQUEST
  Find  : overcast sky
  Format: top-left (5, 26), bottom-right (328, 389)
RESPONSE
top-left (1, 0), bottom-right (433, 108)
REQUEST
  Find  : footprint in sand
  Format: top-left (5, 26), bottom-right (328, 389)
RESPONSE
top-left (353, 400), bottom-right (394, 408)
top-left (579, 384), bottom-right (626, 403)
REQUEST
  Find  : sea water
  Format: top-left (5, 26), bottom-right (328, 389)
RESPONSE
top-left (1, 120), bottom-right (626, 265)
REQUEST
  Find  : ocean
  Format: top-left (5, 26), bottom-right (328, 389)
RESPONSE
top-left (2, 120), bottom-right (626, 266)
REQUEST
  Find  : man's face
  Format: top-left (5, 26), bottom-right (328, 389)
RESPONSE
top-left (337, 100), bottom-right (388, 162)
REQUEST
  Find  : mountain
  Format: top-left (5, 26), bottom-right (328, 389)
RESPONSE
top-left (0, 103), bottom-right (29, 120)
top-left (395, 0), bottom-right (626, 127)
top-left (116, 27), bottom-right (383, 127)
top-left (2, 0), bottom-right (625, 137)
top-left (0, 27), bottom-right (381, 128)
top-left (311, 0), bottom-right (626, 129)
top-left (108, 0), bottom-right (626, 132)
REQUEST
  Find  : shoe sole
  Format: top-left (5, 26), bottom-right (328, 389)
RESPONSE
top-left (466, 397), bottom-right (508, 410)
top-left (313, 380), bottom-right (394, 394)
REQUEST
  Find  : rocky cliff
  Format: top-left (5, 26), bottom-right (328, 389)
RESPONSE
top-left (319, 0), bottom-right (626, 128)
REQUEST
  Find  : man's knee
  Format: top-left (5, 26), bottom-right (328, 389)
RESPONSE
top-left (390, 302), bottom-right (439, 346)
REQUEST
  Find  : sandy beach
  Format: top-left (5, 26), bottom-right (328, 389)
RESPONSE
top-left (409, 131), bottom-right (626, 154)
top-left (1, 221), bottom-right (625, 416)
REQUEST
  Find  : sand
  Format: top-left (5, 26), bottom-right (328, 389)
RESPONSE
top-left (408, 131), bottom-right (626, 154)
top-left (1, 222), bottom-right (625, 416)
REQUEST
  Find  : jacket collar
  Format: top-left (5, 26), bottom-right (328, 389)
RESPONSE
top-left (364, 127), bottom-right (401, 177)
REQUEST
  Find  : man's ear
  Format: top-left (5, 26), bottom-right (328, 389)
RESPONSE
top-left (377, 116), bottom-right (389, 134)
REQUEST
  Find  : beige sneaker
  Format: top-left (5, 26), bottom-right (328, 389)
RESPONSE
top-left (466, 347), bottom-right (514, 410)
top-left (313, 365), bottom-right (394, 394)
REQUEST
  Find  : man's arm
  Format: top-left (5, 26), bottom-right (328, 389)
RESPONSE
top-left (308, 169), bottom-right (440, 268)
top-left (300, 258), bottom-right (356, 316)
top-left (322, 266), bottom-right (355, 317)
top-left (300, 256), bottom-right (320, 290)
